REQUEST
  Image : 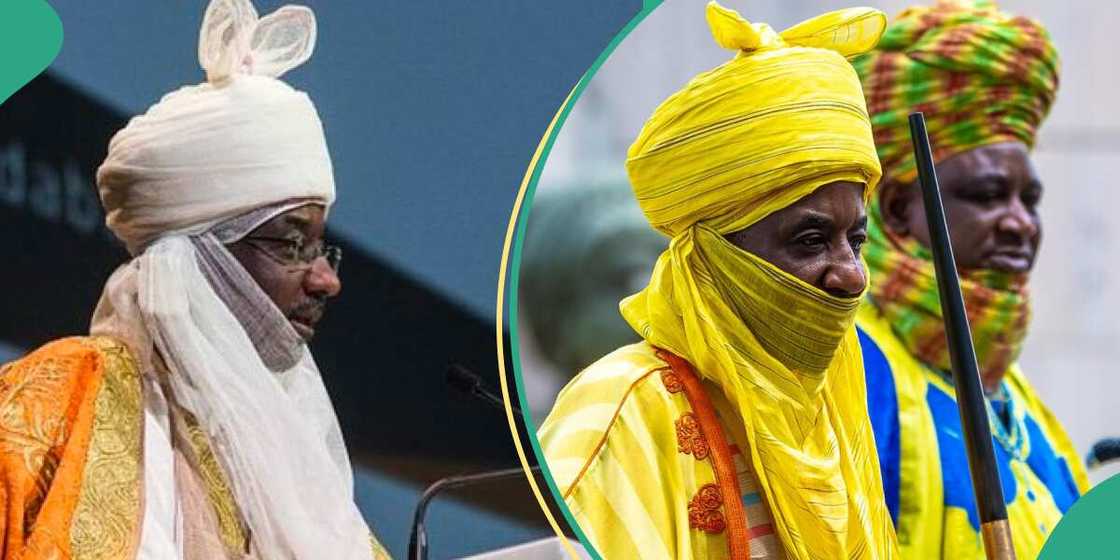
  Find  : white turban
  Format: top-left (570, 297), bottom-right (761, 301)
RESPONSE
top-left (89, 1), bottom-right (379, 558)
top-left (96, 0), bottom-right (334, 254)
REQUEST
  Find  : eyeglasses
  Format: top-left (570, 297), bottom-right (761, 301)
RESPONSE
top-left (241, 235), bottom-right (342, 273)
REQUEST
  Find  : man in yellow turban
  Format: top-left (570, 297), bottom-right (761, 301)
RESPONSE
top-left (537, 3), bottom-right (899, 558)
top-left (851, 1), bottom-right (1089, 558)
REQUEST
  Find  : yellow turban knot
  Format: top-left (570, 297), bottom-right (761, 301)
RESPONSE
top-left (625, 1), bottom-right (886, 237)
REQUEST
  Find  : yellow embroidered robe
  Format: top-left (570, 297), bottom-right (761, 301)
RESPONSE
top-left (857, 307), bottom-right (1090, 559)
top-left (539, 342), bottom-right (759, 560)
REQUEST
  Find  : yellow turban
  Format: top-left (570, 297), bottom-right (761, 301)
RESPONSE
top-left (616, 3), bottom-right (900, 557)
top-left (625, 2), bottom-right (885, 237)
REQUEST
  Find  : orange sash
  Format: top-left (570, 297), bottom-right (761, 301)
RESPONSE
top-left (659, 349), bottom-right (751, 560)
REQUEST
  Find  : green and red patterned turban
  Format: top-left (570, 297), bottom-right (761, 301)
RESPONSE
top-left (852, 0), bottom-right (1059, 183)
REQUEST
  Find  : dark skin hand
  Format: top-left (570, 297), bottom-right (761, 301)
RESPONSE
top-left (878, 142), bottom-right (1042, 273)
top-left (226, 204), bottom-right (342, 341)
top-left (726, 181), bottom-right (868, 298)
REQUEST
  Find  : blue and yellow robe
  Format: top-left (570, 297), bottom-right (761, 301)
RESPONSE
top-left (857, 305), bottom-right (1089, 559)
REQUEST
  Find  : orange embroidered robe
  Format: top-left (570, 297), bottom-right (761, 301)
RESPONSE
top-left (0, 337), bottom-right (391, 560)
top-left (0, 336), bottom-right (145, 559)
top-left (0, 336), bottom-right (266, 560)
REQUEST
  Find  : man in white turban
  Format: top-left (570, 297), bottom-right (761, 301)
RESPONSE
top-left (0, 0), bottom-right (388, 558)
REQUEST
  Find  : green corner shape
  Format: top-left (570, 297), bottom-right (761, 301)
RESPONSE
top-left (1038, 473), bottom-right (1120, 558)
top-left (0, 1), bottom-right (63, 106)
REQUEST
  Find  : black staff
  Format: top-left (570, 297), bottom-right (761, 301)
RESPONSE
top-left (909, 112), bottom-right (1015, 560)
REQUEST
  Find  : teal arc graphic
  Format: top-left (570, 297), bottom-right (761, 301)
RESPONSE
top-left (0, 1), bottom-right (63, 105)
top-left (505, 2), bottom-right (660, 559)
top-left (1038, 473), bottom-right (1120, 558)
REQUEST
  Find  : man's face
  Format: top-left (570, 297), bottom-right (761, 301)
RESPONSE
top-left (226, 204), bottom-right (342, 341)
top-left (880, 142), bottom-right (1042, 273)
top-left (726, 181), bottom-right (868, 298)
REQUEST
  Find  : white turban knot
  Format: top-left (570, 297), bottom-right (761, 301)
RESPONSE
top-left (96, 0), bottom-right (334, 254)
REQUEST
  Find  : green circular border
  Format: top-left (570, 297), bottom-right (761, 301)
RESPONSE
top-left (503, 2), bottom-right (662, 558)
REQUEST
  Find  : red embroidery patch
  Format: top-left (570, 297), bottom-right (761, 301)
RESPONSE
top-left (660, 369), bottom-right (683, 393)
top-left (688, 483), bottom-right (726, 534)
top-left (675, 413), bottom-right (710, 460)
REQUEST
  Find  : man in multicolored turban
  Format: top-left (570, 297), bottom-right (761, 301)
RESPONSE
top-left (851, 1), bottom-right (1089, 558)
top-left (538, 3), bottom-right (899, 558)
top-left (0, 0), bottom-right (387, 558)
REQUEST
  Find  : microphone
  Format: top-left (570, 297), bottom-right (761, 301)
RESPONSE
top-left (1087, 438), bottom-right (1120, 469)
top-left (408, 466), bottom-right (541, 560)
top-left (407, 364), bottom-right (539, 560)
top-left (446, 363), bottom-right (524, 416)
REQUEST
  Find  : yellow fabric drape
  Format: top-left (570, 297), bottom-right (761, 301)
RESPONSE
top-left (541, 342), bottom-right (732, 559)
top-left (592, 1), bottom-right (897, 557)
top-left (622, 223), bottom-right (898, 558)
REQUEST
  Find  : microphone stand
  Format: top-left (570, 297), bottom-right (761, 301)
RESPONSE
top-left (407, 364), bottom-right (538, 560)
top-left (408, 465), bottom-right (543, 560)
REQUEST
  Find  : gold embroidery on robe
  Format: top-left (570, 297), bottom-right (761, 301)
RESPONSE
top-left (70, 337), bottom-right (144, 560)
top-left (0, 336), bottom-right (141, 559)
top-left (181, 411), bottom-right (251, 554)
top-left (0, 350), bottom-right (70, 527)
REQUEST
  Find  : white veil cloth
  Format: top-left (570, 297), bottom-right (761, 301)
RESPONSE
top-left (89, 0), bottom-right (373, 558)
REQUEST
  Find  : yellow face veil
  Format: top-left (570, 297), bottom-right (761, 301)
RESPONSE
top-left (620, 3), bottom-right (899, 557)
